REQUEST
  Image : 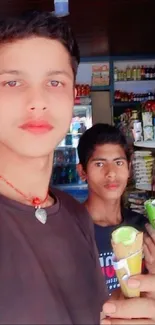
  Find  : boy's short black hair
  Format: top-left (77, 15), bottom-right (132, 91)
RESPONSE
top-left (78, 123), bottom-right (131, 170)
top-left (0, 10), bottom-right (80, 77)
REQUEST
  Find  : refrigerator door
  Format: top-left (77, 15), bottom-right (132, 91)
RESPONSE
top-left (58, 104), bottom-right (92, 149)
top-left (50, 104), bottom-right (92, 201)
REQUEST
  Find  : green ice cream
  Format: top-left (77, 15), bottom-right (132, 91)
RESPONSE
top-left (145, 199), bottom-right (155, 228)
top-left (112, 226), bottom-right (139, 246)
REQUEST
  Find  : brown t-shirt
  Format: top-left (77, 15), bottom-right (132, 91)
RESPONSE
top-left (0, 188), bottom-right (107, 324)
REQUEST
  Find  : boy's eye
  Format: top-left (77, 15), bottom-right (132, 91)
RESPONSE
top-left (95, 162), bottom-right (104, 167)
top-left (4, 80), bottom-right (20, 87)
top-left (47, 80), bottom-right (62, 87)
top-left (116, 160), bottom-right (124, 166)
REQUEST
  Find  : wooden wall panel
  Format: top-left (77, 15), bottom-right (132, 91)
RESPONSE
top-left (0, 0), bottom-right (154, 56)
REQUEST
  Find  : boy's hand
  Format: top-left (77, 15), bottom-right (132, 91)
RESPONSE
top-left (101, 274), bottom-right (155, 324)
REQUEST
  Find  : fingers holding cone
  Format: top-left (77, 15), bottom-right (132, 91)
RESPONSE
top-left (111, 226), bottom-right (143, 298)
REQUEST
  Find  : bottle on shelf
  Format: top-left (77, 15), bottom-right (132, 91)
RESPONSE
top-left (114, 67), bottom-right (118, 81)
top-left (150, 66), bottom-right (153, 79)
top-left (132, 66), bottom-right (137, 81)
top-left (114, 90), bottom-right (155, 103)
top-left (118, 70), bottom-right (122, 81)
top-left (76, 84), bottom-right (90, 97)
top-left (141, 66), bottom-right (145, 80)
top-left (115, 64), bottom-right (155, 82)
top-left (123, 70), bottom-right (127, 81)
top-left (126, 66), bottom-right (131, 81)
top-left (153, 66), bottom-right (155, 79)
top-left (136, 66), bottom-right (141, 80)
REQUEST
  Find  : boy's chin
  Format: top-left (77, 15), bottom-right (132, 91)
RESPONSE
top-left (100, 191), bottom-right (123, 201)
top-left (6, 142), bottom-right (54, 159)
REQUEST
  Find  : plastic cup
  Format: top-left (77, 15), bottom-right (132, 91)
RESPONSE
top-left (112, 249), bottom-right (142, 298)
top-left (54, 0), bottom-right (69, 17)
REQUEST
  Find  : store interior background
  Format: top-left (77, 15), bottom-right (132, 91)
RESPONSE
top-left (2, 0), bottom-right (155, 212)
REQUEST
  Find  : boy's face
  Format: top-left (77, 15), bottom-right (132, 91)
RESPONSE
top-left (78, 143), bottom-right (130, 201)
top-left (0, 37), bottom-right (75, 157)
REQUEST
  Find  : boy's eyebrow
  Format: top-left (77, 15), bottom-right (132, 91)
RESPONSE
top-left (0, 69), bottom-right (73, 79)
top-left (113, 157), bottom-right (127, 161)
top-left (0, 69), bottom-right (22, 75)
top-left (91, 156), bottom-right (127, 162)
top-left (91, 158), bottom-right (107, 162)
top-left (47, 70), bottom-right (73, 79)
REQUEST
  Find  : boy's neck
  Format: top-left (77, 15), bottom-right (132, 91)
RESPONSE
top-left (85, 193), bottom-right (122, 226)
top-left (0, 144), bottom-right (54, 207)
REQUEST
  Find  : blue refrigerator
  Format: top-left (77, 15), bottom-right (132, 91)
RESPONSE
top-left (50, 99), bottom-right (92, 202)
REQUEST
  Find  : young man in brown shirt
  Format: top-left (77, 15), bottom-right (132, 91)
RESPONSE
top-left (0, 11), bottom-right (107, 324)
top-left (0, 10), bottom-right (154, 325)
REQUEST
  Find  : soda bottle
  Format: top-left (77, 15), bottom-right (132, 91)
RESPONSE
top-left (141, 66), bottom-right (145, 80)
top-left (60, 167), bottom-right (66, 184)
top-left (68, 165), bottom-right (73, 183)
top-left (132, 66), bottom-right (137, 80)
top-left (114, 67), bottom-right (118, 81)
top-left (126, 66), bottom-right (131, 80)
top-left (136, 66), bottom-right (141, 80)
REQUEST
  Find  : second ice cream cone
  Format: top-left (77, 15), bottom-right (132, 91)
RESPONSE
top-left (111, 226), bottom-right (143, 298)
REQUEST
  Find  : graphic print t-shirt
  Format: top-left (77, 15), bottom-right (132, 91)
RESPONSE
top-left (94, 208), bottom-right (147, 293)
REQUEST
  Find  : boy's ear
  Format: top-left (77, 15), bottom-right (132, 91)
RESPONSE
top-left (76, 163), bottom-right (87, 181)
top-left (74, 87), bottom-right (77, 98)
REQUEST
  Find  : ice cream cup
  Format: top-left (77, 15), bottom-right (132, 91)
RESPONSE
top-left (112, 249), bottom-right (142, 298)
top-left (144, 199), bottom-right (155, 229)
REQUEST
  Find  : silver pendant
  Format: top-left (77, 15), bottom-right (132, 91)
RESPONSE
top-left (35, 207), bottom-right (47, 224)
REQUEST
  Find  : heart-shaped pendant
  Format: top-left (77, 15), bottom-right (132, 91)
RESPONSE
top-left (35, 208), bottom-right (47, 224)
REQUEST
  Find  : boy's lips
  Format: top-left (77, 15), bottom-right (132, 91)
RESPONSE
top-left (104, 183), bottom-right (120, 190)
top-left (19, 120), bottom-right (53, 134)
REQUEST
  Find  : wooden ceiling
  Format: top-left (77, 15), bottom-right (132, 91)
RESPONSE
top-left (0, 0), bottom-right (155, 57)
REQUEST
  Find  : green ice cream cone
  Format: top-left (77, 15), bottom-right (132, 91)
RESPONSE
top-left (145, 199), bottom-right (155, 229)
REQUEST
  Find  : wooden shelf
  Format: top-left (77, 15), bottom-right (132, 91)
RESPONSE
top-left (135, 184), bottom-right (152, 191)
top-left (134, 141), bottom-right (155, 149)
top-left (113, 102), bottom-right (141, 107)
top-left (115, 79), bottom-right (155, 83)
top-left (91, 85), bottom-right (110, 91)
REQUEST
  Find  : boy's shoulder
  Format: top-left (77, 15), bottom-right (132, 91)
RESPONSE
top-left (52, 187), bottom-right (87, 213)
top-left (51, 187), bottom-right (93, 233)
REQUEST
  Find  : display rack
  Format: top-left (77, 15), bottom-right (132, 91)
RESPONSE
top-left (133, 141), bottom-right (155, 193)
top-left (134, 141), bottom-right (155, 148)
top-left (50, 55), bottom-right (155, 203)
top-left (112, 59), bottom-right (155, 119)
top-left (49, 88), bottom-right (93, 204)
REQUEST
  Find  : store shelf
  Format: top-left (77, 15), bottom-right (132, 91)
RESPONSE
top-left (53, 183), bottom-right (88, 190)
top-left (115, 79), bottom-right (155, 84)
top-left (56, 145), bottom-right (75, 149)
top-left (113, 102), bottom-right (141, 107)
top-left (67, 132), bottom-right (82, 135)
top-left (74, 98), bottom-right (91, 105)
top-left (74, 103), bottom-right (91, 109)
top-left (135, 184), bottom-right (152, 191)
top-left (134, 141), bottom-right (155, 148)
top-left (91, 85), bottom-right (110, 91)
top-left (53, 162), bottom-right (76, 166)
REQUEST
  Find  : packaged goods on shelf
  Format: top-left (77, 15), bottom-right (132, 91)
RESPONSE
top-left (132, 151), bottom-right (154, 191)
top-left (142, 112), bottom-right (153, 127)
top-left (114, 65), bottom-right (155, 82)
top-left (91, 64), bottom-right (109, 86)
top-left (127, 190), bottom-right (149, 215)
top-left (143, 126), bottom-right (154, 141)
